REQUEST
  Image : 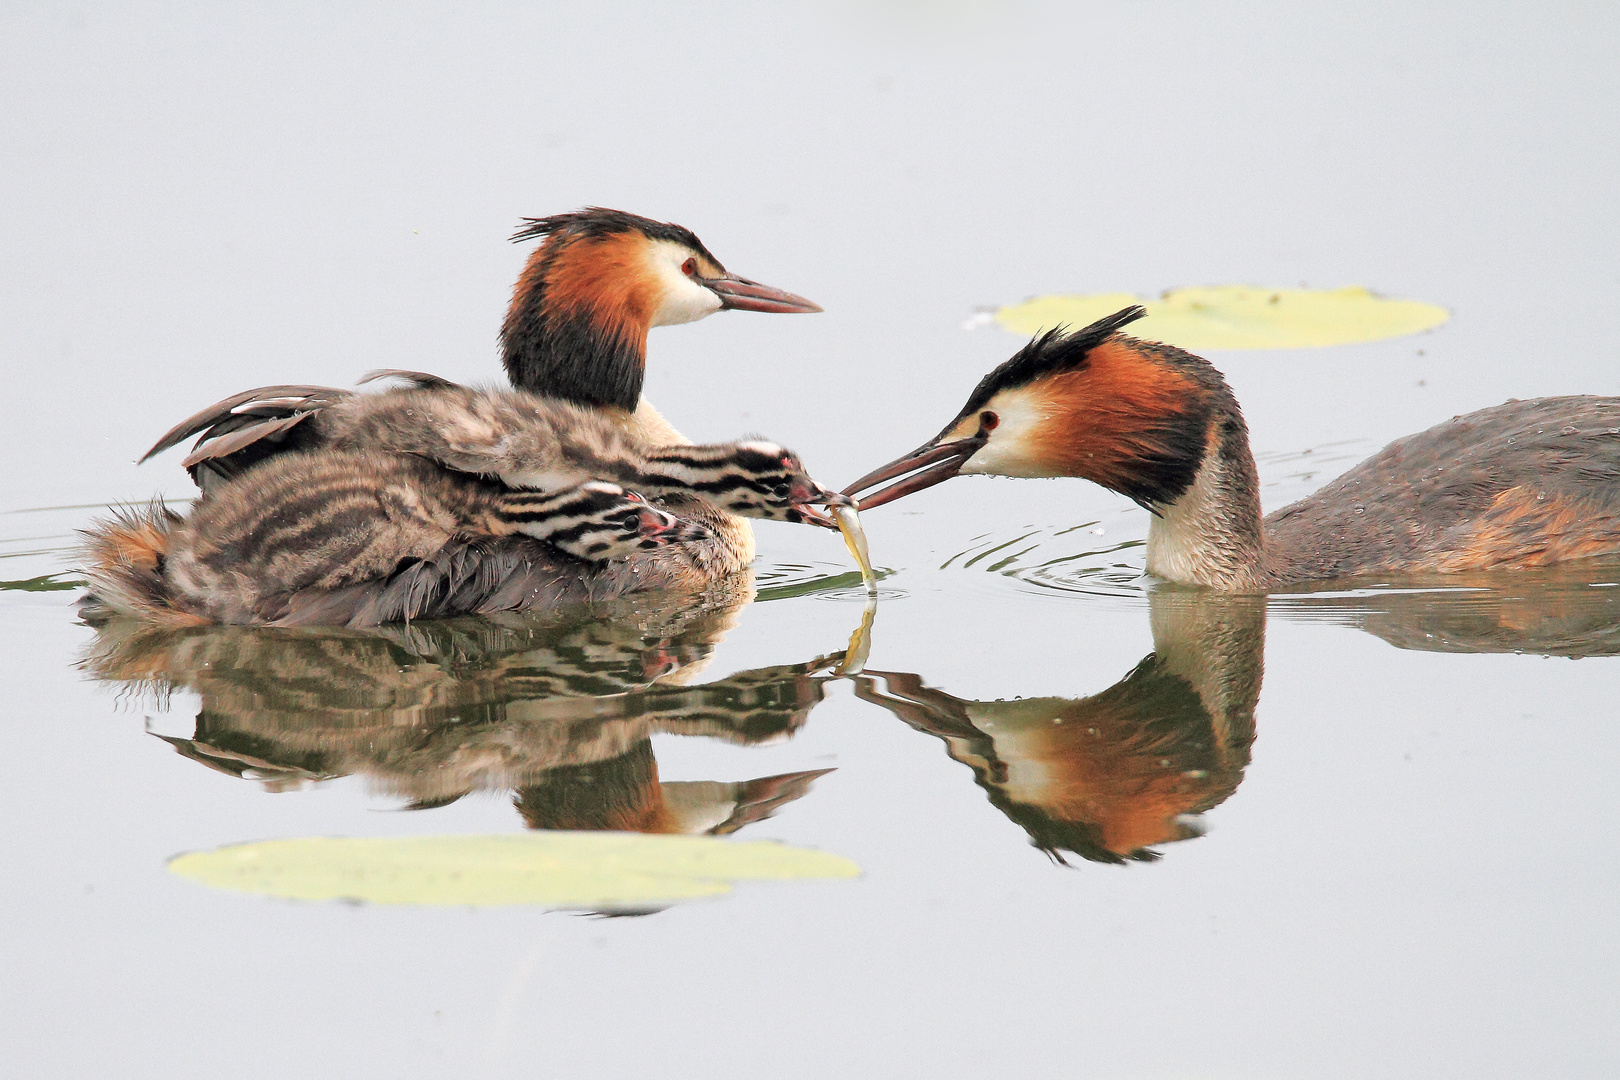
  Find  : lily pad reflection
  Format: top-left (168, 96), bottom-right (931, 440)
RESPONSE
top-left (170, 832), bottom-right (858, 909)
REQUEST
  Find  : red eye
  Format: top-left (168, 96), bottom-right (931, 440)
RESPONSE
top-left (979, 410), bottom-right (1000, 431)
top-left (681, 257), bottom-right (698, 277)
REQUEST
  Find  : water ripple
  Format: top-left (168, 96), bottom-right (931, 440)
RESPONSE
top-left (753, 560), bottom-right (903, 603)
top-left (933, 522), bottom-right (1152, 604)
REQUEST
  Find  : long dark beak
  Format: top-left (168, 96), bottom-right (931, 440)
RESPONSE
top-left (841, 423), bottom-right (991, 511)
top-left (704, 274), bottom-right (823, 314)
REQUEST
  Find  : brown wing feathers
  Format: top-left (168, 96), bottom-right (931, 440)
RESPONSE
top-left (141, 384), bottom-right (350, 462)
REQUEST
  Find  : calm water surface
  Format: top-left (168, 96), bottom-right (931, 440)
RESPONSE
top-left (3, 4), bottom-right (1618, 1077)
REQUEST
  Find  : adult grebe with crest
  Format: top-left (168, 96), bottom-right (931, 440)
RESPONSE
top-left (845, 307), bottom-right (1620, 589)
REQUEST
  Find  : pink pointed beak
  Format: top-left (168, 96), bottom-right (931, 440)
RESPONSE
top-left (841, 415), bottom-right (995, 510)
top-left (703, 274), bottom-right (823, 314)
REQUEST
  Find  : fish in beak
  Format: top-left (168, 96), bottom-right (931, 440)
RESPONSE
top-left (788, 483), bottom-right (855, 528)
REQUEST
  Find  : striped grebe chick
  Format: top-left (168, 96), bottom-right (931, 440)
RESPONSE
top-left (82, 391), bottom-right (848, 626)
top-left (844, 307), bottom-right (1620, 591)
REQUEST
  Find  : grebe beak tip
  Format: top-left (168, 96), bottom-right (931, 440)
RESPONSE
top-left (840, 433), bottom-right (987, 510)
top-left (706, 275), bottom-right (822, 314)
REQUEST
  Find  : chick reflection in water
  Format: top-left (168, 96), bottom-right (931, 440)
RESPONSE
top-left (855, 594), bottom-right (1262, 864)
top-left (82, 593), bottom-right (848, 837)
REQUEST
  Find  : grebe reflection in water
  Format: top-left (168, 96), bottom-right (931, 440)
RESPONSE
top-left (82, 591), bottom-right (851, 837)
top-left (855, 592), bottom-right (1262, 865)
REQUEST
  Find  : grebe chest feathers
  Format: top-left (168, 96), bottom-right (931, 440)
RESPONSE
top-left (846, 306), bottom-right (1620, 591)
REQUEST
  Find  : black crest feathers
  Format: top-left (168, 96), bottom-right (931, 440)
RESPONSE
top-left (951, 305), bottom-right (1149, 425)
top-left (509, 206), bottom-right (724, 270)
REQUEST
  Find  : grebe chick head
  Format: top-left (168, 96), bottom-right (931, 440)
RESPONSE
top-left (501, 207), bottom-right (820, 411)
top-left (845, 306), bottom-right (1238, 516)
top-left (643, 440), bottom-right (853, 527)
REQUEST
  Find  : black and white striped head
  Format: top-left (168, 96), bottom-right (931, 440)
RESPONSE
top-left (660, 441), bottom-right (850, 526)
top-left (500, 480), bottom-right (713, 563)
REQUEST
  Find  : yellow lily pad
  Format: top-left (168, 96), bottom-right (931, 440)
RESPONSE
top-left (996, 285), bottom-right (1448, 350)
top-left (169, 833), bottom-right (860, 909)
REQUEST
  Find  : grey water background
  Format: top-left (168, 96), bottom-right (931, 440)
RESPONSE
top-left (3, 3), bottom-right (1618, 1077)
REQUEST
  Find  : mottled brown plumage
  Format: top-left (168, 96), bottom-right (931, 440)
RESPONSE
top-left (156, 451), bottom-right (712, 624)
top-left (87, 209), bottom-right (831, 625)
top-left (83, 403), bottom-right (846, 626)
top-left (1263, 396), bottom-right (1620, 581)
top-left (846, 308), bottom-right (1620, 590)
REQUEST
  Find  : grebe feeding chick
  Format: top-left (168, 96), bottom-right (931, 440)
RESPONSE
top-left (845, 307), bottom-right (1620, 590)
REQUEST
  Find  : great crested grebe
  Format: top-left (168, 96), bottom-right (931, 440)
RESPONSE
top-left (79, 210), bottom-right (836, 625)
top-left (845, 307), bottom-right (1620, 590)
top-left (153, 207), bottom-right (822, 492)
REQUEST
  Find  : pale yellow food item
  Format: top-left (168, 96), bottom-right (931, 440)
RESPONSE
top-left (834, 504), bottom-right (879, 595)
top-left (833, 599), bottom-right (877, 676)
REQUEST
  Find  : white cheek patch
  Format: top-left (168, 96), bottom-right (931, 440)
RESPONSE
top-left (646, 239), bottom-right (724, 327)
top-left (958, 391), bottom-right (1061, 478)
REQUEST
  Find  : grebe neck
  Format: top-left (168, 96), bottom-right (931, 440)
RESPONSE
top-left (1145, 408), bottom-right (1273, 591)
top-left (618, 399), bottom-right (689, 448)
top-left (500, 294), bottom-right (648, 411)
top-left (500, 240), bottom-right (652, 411)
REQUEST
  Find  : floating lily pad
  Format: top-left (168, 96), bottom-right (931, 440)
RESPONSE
top-left (169, 833), bottom-right (859, 909)
top-left (996, 285), bottom-right (1448, 350)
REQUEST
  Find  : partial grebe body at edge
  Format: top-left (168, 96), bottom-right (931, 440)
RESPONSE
top-left (845, 307), bottom-right (1620, 591)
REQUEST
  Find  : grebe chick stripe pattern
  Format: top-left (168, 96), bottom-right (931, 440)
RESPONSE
top-left (491, 481), bottom-right (712, 560)
top-left (623, 444), bottom-right (812, 520)
top-left (147, 382), bottom-right (826, 526)
top-left (150, 451), bottom-right (716, 625)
